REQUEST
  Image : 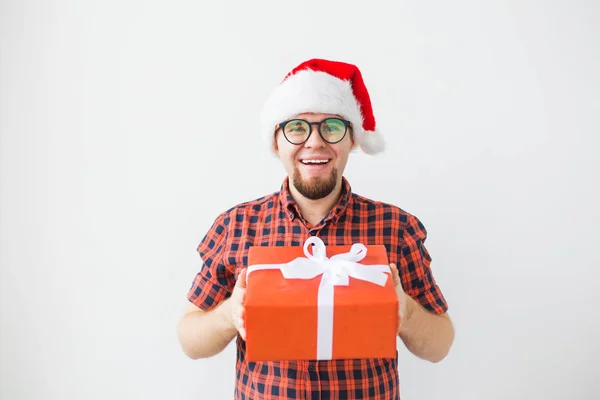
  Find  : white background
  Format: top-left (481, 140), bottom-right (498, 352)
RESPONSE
top-left (1, 1), bottom-right (599, 399)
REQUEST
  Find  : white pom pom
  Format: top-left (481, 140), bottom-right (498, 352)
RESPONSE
top-left (359, 130), bottom-right (385, 155)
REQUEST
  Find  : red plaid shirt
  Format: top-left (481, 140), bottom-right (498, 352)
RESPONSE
top-left (188, 177), bottom-right (448, 399)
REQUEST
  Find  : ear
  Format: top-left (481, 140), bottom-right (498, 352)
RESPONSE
top-left (273, 130), bottom-right (278, 150)
top-left (272, 130), bottom-right (280, 154)
top-left (349, 128), bottom-right (357, 150)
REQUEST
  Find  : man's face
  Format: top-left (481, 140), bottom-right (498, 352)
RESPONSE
top-left (274, 113), bottom-right (355, 200)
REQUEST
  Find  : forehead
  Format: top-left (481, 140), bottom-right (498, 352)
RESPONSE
top-left (290, 112), bottom-right (344, 121)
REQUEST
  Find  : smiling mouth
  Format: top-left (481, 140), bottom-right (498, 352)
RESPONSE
top-left (299, 159), bottom-right (331, 165)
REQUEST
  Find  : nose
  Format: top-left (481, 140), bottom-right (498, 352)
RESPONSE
top-left (304, 124), bottom-right (326, 148)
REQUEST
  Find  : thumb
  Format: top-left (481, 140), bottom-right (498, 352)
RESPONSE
top-left (390, 263), bottom-right (401, 287)
top-left (237, 268), bottom-right (248, 289)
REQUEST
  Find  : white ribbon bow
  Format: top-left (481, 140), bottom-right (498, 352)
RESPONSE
top-left (247, 236), bottom-right (391, 360)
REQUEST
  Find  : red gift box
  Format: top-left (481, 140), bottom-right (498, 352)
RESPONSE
top-left (245, 237), bottom-right (398, 362)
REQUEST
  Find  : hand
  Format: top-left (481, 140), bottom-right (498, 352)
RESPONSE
top-left (229, 268), bottom-right (247, 340)
top-left (390, 263), bottom-right (410, 335)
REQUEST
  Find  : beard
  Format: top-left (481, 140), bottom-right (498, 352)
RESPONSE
top-left (292, 166), bottom-right (338, 200)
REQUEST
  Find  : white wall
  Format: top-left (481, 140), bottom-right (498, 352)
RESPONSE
top-left (1, 1), bottom-right (599, 399)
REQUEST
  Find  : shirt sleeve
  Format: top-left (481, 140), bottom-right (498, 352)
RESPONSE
top-left (398, 214), bottom-right (449, 315)
top-left (187, 212), bottom-right (235, 311)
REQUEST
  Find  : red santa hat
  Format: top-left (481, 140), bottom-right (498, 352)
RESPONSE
top-left (260, 59), bottom-right (385, 155)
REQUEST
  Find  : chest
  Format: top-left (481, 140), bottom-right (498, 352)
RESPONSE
top-left (224, 211), bottom-right (400, 273)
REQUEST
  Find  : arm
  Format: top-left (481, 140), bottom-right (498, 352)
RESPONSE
top-left (177, 300), bottom-right (236, 359)
top-left (392, 263), bottom-right (455, 362)
top-left (177, 269), bottom-right (248, 359)
top-left (392, 214), bottom-right (454, 362)
top-left (400, 299), bottom-right (454, 363)
top-left (178, 211), bottom-right (245, 359)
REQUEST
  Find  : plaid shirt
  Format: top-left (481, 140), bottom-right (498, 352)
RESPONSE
top-left (188, 177), bottom-right (448, 399)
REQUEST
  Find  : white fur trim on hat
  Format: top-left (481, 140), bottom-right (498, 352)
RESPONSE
top-left (260, 69), bottom-right (384, 155)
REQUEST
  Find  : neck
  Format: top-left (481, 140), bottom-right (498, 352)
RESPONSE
top-left (288, 178), bottom-right (343, 226)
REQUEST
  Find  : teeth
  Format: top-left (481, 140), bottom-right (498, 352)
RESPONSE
top-left (301, 159), bottom-right (329, 164)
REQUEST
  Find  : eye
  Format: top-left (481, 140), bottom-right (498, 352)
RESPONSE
top-left (285, 120), bottom-right (309, 134)
top-left (321, 119), bottom-right (345, 134)
top-left (291, 125), bottom-right (306, 132)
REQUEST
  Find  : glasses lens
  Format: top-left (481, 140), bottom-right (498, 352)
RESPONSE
top-left (283, 120), bottom-right (310, 143)
top-left (320, 118), bottom-right (346, 143)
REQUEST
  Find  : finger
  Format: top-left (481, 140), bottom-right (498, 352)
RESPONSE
top-left (233, 305), bottom-right (245, 327)
top-left (232, 304), bottom-right (244, 318)
top-left (390, 263), bottom-right (401, 286)
top-left (236, 312), bottom-right (246, 340)
top-left (233, 314), bottom-right (240, 329)
top-left (237, 268), bottom-right (248, 289)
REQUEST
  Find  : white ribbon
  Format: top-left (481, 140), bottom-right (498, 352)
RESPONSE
top-left (247, 236), bottom-right (391, 360)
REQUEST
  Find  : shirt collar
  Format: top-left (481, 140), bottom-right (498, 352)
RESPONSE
top-left (279, 176), bottom-right (352, 225)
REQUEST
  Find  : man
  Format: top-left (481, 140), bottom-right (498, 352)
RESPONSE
top-left (177, 59), bottom-right (455, 399)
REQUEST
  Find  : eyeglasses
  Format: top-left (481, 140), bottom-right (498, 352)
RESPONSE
top-left (278, 118), bottom-right (351, 145)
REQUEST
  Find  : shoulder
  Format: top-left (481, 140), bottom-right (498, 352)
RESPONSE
top-left (198, 190), bottom-right (279, 250)
top-left (213, 190), bottom-right (280, 225)
top-left (350, 191), bottom-right (429, 243)
top-left (351, 192), bottom-right (421, 226)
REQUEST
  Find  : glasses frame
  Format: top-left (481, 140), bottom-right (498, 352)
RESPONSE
top-left (278, 118), bottom-right (352, 145)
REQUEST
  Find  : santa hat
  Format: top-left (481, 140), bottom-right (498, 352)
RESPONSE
top-left (260, 59), bottom-right (385, 155)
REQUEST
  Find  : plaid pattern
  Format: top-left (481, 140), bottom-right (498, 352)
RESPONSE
top-left (188, 177), bottom-right (448, 399)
